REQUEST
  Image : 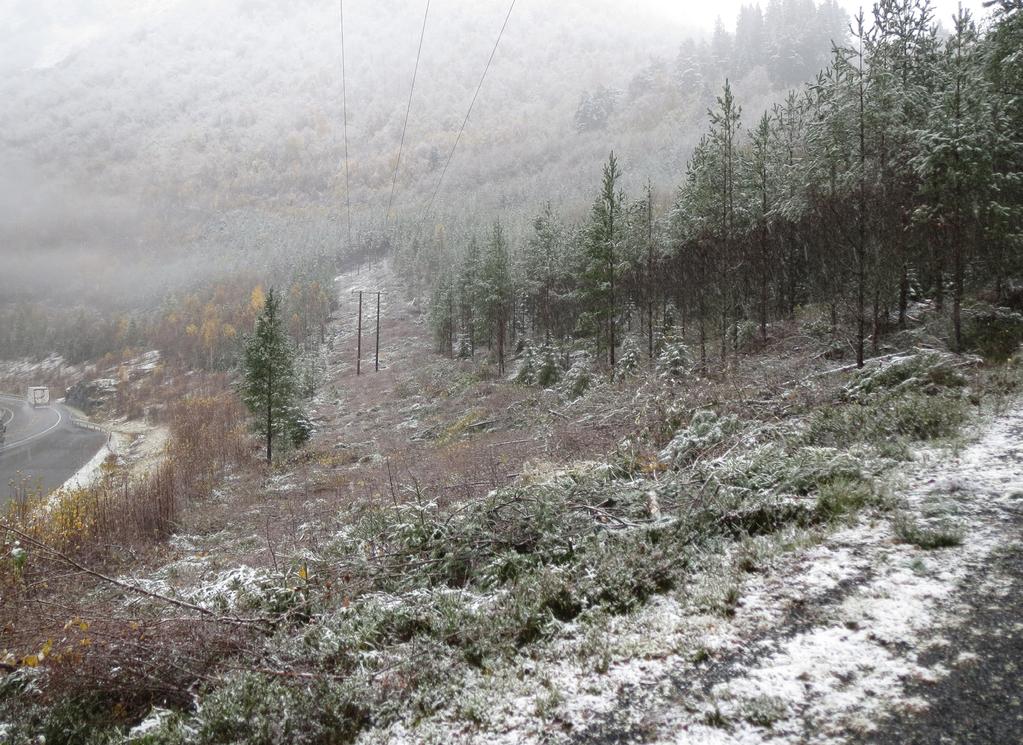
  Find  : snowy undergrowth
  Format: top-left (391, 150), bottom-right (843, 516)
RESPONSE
top-left (3, 352), bottom-right (1018, 744)
top-left (365, 398), bottom-right (1023, 745)
top-left (116, 411), bottom-right (899, 743)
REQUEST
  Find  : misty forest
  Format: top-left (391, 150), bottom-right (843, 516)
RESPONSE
top-left (1, 0), bottom-right (1022, 743)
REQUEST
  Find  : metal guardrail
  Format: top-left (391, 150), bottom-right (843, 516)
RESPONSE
top-left (70, 418), bottom-right (105, 433)
top-left (70, 417), bottom-right (115, 454)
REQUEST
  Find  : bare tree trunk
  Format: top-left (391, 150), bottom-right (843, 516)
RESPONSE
top-left (856, 31), bottom-right (867, 369)
top-left (952, 232), bottom-right (963, 353)
top-left (647, 182), bottom-right (655, 361)
top-left (872, 289), bottom-right (881, 355)
top-left (898, 259), bottom-right (909, 328)
top-left (498, 316), bottom-right (506, 375)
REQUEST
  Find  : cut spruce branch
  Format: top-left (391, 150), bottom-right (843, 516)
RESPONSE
top-left (1, 522), bottom-right (275, 630)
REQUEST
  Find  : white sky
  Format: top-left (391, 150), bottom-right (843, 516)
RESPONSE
top-left (656, 0), bottom-right (992, 31)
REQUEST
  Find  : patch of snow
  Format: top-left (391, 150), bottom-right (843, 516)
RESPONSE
top-left (128, 708), bottom-right (175, 738)
top-left (364, 402), bottom-right (1023, 744)
top-left (120, 564), bottom-right (279, 615)
top-left (54, 430), bottom-right (121, 495)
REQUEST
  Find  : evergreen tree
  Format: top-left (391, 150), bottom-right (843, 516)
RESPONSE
top-left (707, 80), bottom-right (743, 361)
top-left (641, 181), bottom-right (659, 359)
top-left (983, 0), bottom-right (1023, 294)
top-left (867, 0), bottom-right (939, 331)
top-left (771, 90), bottom-right (810, 316)
top-left (458, 238), bottom-right (483, 357)
top-left (734, 4), bottom-right (766, 73)
top-left (523, 203), bottom-right (566, 340)
top-left (674, 136), bottom-right (719, 369)
top-left (428, 270), bottom-right (457, 357)
top-left (913, 8), bottom-right (1000, 351)
top-left (746, 111), bottom-right (778, 341)
top-left (480, 223), bottom-right (514, 373)
top-left (582, 152), bottom-right (626, 367)
top-left (240, 288), bottom-right (308, 463)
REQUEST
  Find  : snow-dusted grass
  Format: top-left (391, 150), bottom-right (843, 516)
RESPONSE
top-left (3, 346), bottom-right (1020, 744)
top-left (346, 371), bottom-right (1023, 743)
top-left (55, 431), bottom-right (118, 494)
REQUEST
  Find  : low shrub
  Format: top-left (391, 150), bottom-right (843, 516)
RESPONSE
top-left (614, 340), bottom-right (642, 381)
top-left (515, 342), bottom-right (562, 387)
top-left (893, 514), bottom-right (964, 549)
top-left (659, 410), bottom-right (742, 467)
top-left (806, 392), bottom-right (968, 448)
top-left (960, 304), bottom-right (1023, 362)
top-left (560, 352), bottom-right (593, 398)
top-left (193, 673), bottom-right (370, 745)
top-left (816, 476), bottom-right (879, 521)
top-left (656, 339), bottom-right (693, 381)
top-left (843, 351), bottom-right (967, 401)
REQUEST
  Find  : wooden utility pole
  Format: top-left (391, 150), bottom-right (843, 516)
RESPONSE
top-left (375, 292), bottom-right (381, 371)
top-left (353, 289), bottom-right (385, 375)
top-left (355, 291), bottom-right (363, 376)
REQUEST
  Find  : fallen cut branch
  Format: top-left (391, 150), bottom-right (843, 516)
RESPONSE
top-left (572, 504), bottom-right (643, 529)
top-left (486, 439), bottom-right (532, 448)
top-left (810, 351), bottom-right (906, 378)
top-left (1, 522), bottom-right (274, 630)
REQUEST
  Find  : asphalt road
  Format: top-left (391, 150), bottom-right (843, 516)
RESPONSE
top-left (0, 394), bottom-right (107, 503)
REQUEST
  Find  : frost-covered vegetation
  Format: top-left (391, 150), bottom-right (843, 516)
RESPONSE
top-left (806, 351), bottom-right (977, 449)
top-left (2, 0), bottom-right (1022, 742)
top-left (4, 346), bottom-right (1016, 744)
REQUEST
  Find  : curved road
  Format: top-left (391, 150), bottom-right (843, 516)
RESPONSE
top-left (0, 393), bottom-right (107, 503)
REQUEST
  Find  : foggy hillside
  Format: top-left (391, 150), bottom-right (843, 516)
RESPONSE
top-left (3, 2), bottom-right (1023, 743)
top-left (0, 0), bottom-right (846, 305)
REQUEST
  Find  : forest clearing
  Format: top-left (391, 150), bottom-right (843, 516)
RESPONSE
top-left (1, 0), bottom-right (1022, 742)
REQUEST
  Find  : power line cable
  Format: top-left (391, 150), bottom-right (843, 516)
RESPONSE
top-left (340, 0), bottom-right (352, 247)
top-left (386, 0), bottom-right (431, 224)
top-left (417, 0), bottom-right (517, 234)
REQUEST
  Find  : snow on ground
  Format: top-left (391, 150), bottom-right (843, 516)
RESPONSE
top-left (55, 419), bottom-right (168, 495)
top-left (0, 354), bottom-right (78, 381)
top-left (642, 404), bottom-right (1022, 744)
top-left (362, 402), bottom-right (1023, 744)
top-left (55, 430), bottom-right (118, 494)
top-left (637, 403), bottom-right (1022, 744)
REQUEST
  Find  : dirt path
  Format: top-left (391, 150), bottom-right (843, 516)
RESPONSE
top-left (863, 543), bottom-right (1023, 744)
top-left (553, 402), bottom-right (1023, 744)
top-left (861, 407), bottom-right (1023, 745)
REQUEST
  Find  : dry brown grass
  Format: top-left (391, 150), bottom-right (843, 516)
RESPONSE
top-left (0, 386), bottom-right (255, 714)
top-left (4, 391), bottom-right (250, 555)
top-left (0, 275), bottom-right (851, 734)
